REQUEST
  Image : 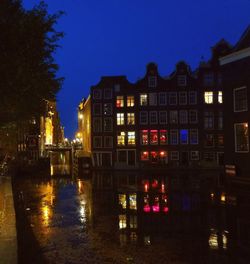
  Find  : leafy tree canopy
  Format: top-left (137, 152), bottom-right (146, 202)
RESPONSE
top-left (0, 0), bottom-right (64, 126)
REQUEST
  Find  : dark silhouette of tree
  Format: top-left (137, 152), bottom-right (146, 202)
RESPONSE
top-left (0, 0), bottom-right (64, 126)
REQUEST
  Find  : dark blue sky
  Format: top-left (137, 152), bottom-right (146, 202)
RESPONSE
top-left (23, 0), bottom-right (250, 138)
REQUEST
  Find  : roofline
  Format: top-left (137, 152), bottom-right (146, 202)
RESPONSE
top-left (219, 47), bottom-right (250, 65)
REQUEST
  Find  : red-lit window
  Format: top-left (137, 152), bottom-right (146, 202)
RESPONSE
top-left (141, 151), bottom-right (149, 161)
top-left (160, 130), bottom-right (167, 145)
top-left (162, 194), bottom-right (169, 213)
top-left (143, 195), bottom-right (150, 213)
top-left (150, 130), bottom-right (158, 145)
top-left (150, 151), bottom-right (158, 163)
top-left (152, 196), bottom-right (160, 212)
top-left (151, 179), bottom-right (158, 188)
top-left (140, 130), bottom-right (149, 145)
top-left (116, 96), bottom-right (124, 108)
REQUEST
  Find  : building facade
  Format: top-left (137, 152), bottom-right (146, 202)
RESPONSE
top-left (220, 26), bottom-right (250, 180)
top-left (80, 57), bottom-right (229, 170)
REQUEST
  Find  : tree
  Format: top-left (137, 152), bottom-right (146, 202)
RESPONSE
top-left (0, 0), bottom-right (64, 126)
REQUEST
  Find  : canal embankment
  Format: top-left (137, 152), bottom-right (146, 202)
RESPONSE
top-left (0, 176), bottom-right (17, 264)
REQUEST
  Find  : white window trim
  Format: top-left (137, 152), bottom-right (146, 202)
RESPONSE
top-left (233, 86), bottom-right (248, 112)
top-left (179, 92), bottom-right (187, 105)
top-left (169, 92), bottom-right (177, 105)
top-left (234, 123), bottom-right (249, 153)
top-left (93, 136), bottom-right (102, 148)
top-left (140, 111), bottom-right (148, 125)
top-left (104, 136), bottom-right (113, 148)
top-left (190, 151), bottom-right (199, 160)
top-left (189, 91), bottom-right (197, 105)
top-left (190, 129), bottom-right (199, 145)
top-left (116, 149), bottom-right (137, 165)
top-left (159, 111), bottom-right (167, 124)
top-left (149, 111), bottom-right (158, 124)
top-left (189, 110), bottom-right (198, 124)
top-left (170, 129), bottom-right (179, 145)
top-left (158, 92), bottom-right (167, 106)
top-left (179, 110), bottom-right (188, 124)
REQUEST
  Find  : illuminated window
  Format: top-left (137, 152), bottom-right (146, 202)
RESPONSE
top-left (170, 111), bottom-right (178, 124)
top-left (104, 88), bottom-right (112, 99)
top-left (148, 76), bottom-right (157, 87)
top-left (141, 151), bottom-right (149, 160)
top-left (93, 103), bottom-right (102, 115)
top-left (170, 130), bottom-right (178, 145)
top-left (119, 214), bottom-right (127, 229)
top-left (159, 111), bottom-right (167, 124)
top-left (158, 92), bottom-right (167, 105)
top-left (104, 136), bottom-right (113, 148)
top-left (119, 194), bottom-right (127, 209)
top-left (204, 91), bottom-right (213, 104)
top-left (234, 123), bottom-right (249, 152)
top-left (93, 136), bottom-right (102, 148)
top-left (218, 134), bottom-right (224, 147)
top-left (189, 110), bottom-right (198, 124)
top-left (189, 91), bottom-right (197, 105)
top-left (140, 94), bottom-right (148, 106)
top-left (179, 110), bottom-right (188, 124)
top-left (93, 89), bottom-right (101, 99)
top-left (127, 96), bottom-right (134, 107)
top-left (117, 113), bottom-right (124, 125)
top-left (191, 151), bottom-right (199, 160)
top-left (104, 118), bottom-right (112, 132)
top-left (93, 118), bottom-right (102, 132)
top-left (103, 103), bottom-right (112, 115)
top-left (169, 92), bottom-right (177, 105)
top-left (203, 72), bottom-right (214, 86)
top-left (129, 194), bottom-right (137, 210)
top-left (234, 87), bottom-right (247, 112)
top-left (205, 134), bottom-right (214, 147)
top-left (152, 195), bottom-right (160, 212)
top-left (150, 151), bottom-right (158, 163)
top-left (160, 130), bottom-right (168, 145)
top-left (190, 129), bottom-right (198, 144)
top-left (117, 132), bottom-right (125, 146)
top-left (130, 215), bottom-right (137, 228)
top-left (140, 130), bottom-right (148, 145)
top-left (127, 113), bottom-right (135, 125)
top-left (177, 75), bottom-right (187, 86)
top-left (116, 96), bottom-right (124, 108)
top-left (150, 130), bottom-right (158, 145)
top-left (180, 129), bottom-right (188, 144)
top-left (179, 92), bottom-right (187, 105)
top-left (171, 151), bottom-right (179, 160)
top-left (149, 111), bottom-right (158, 124)
top-left (143, 195), bottom-right (150, 213)
top-left (159, 151), bottom-right (167, 163)
top-left (204, 111), bottom-right (214, 129)
top-left (140, 111), bottom-right (148, 124)
top-left (218, 91), bottom-right (223, 104)
top-left (149, 93), bottom-right (157, 105)
top-left (128, 131), bottom-right (136, 145)
top-left (218, 112), bottom-right (223, 129)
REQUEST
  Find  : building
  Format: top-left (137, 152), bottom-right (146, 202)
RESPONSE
top-left (220, 25), bottom-right (250, 181)
top-left (79, 58), bottom-right (228, 170)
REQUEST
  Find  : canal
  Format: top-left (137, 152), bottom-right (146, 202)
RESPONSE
top-left (12, 170), bottom-right (250, 264)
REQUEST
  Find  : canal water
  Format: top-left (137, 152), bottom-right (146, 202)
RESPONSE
top-left (12, 170), bottom-right (250, 264)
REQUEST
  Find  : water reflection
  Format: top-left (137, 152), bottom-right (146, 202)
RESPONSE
top-left (14, 171), bottom-right (250, 263)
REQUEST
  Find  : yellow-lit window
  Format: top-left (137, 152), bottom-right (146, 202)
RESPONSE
top-left (128, 131), bottom-right (136, 145)
top-left (117, 132), bottom-right (125, 145)
top-left (127, 96), bottom-right (134, 107)
top-left (140, 94), bottom-right (148, 106)
top-left (117, 113), bottom-right (124, 125)
top-left (127, 113), bottom-right (135, 125)
top-left (129, 194), bottom-right (137, 210)
top-left (119, 194), bottom-right (127, 209)
top-left (116, 96), bottom-right (124, 107)
top-left (204, 91), bottom-right (213, 104)
top-left (218, 91), bottom-right (223, 104)
top-left (119, 214), bottom-right (127, 229)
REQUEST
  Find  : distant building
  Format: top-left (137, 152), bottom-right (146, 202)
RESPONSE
top-left (220, 25), bottom-right (250, 181)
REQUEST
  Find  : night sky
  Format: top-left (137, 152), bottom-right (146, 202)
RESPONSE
top-left (22, 0), bottom-right (250, 138)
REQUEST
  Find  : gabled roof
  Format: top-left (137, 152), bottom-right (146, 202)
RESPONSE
top-left (234, 25), bottom-right (250, 51)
